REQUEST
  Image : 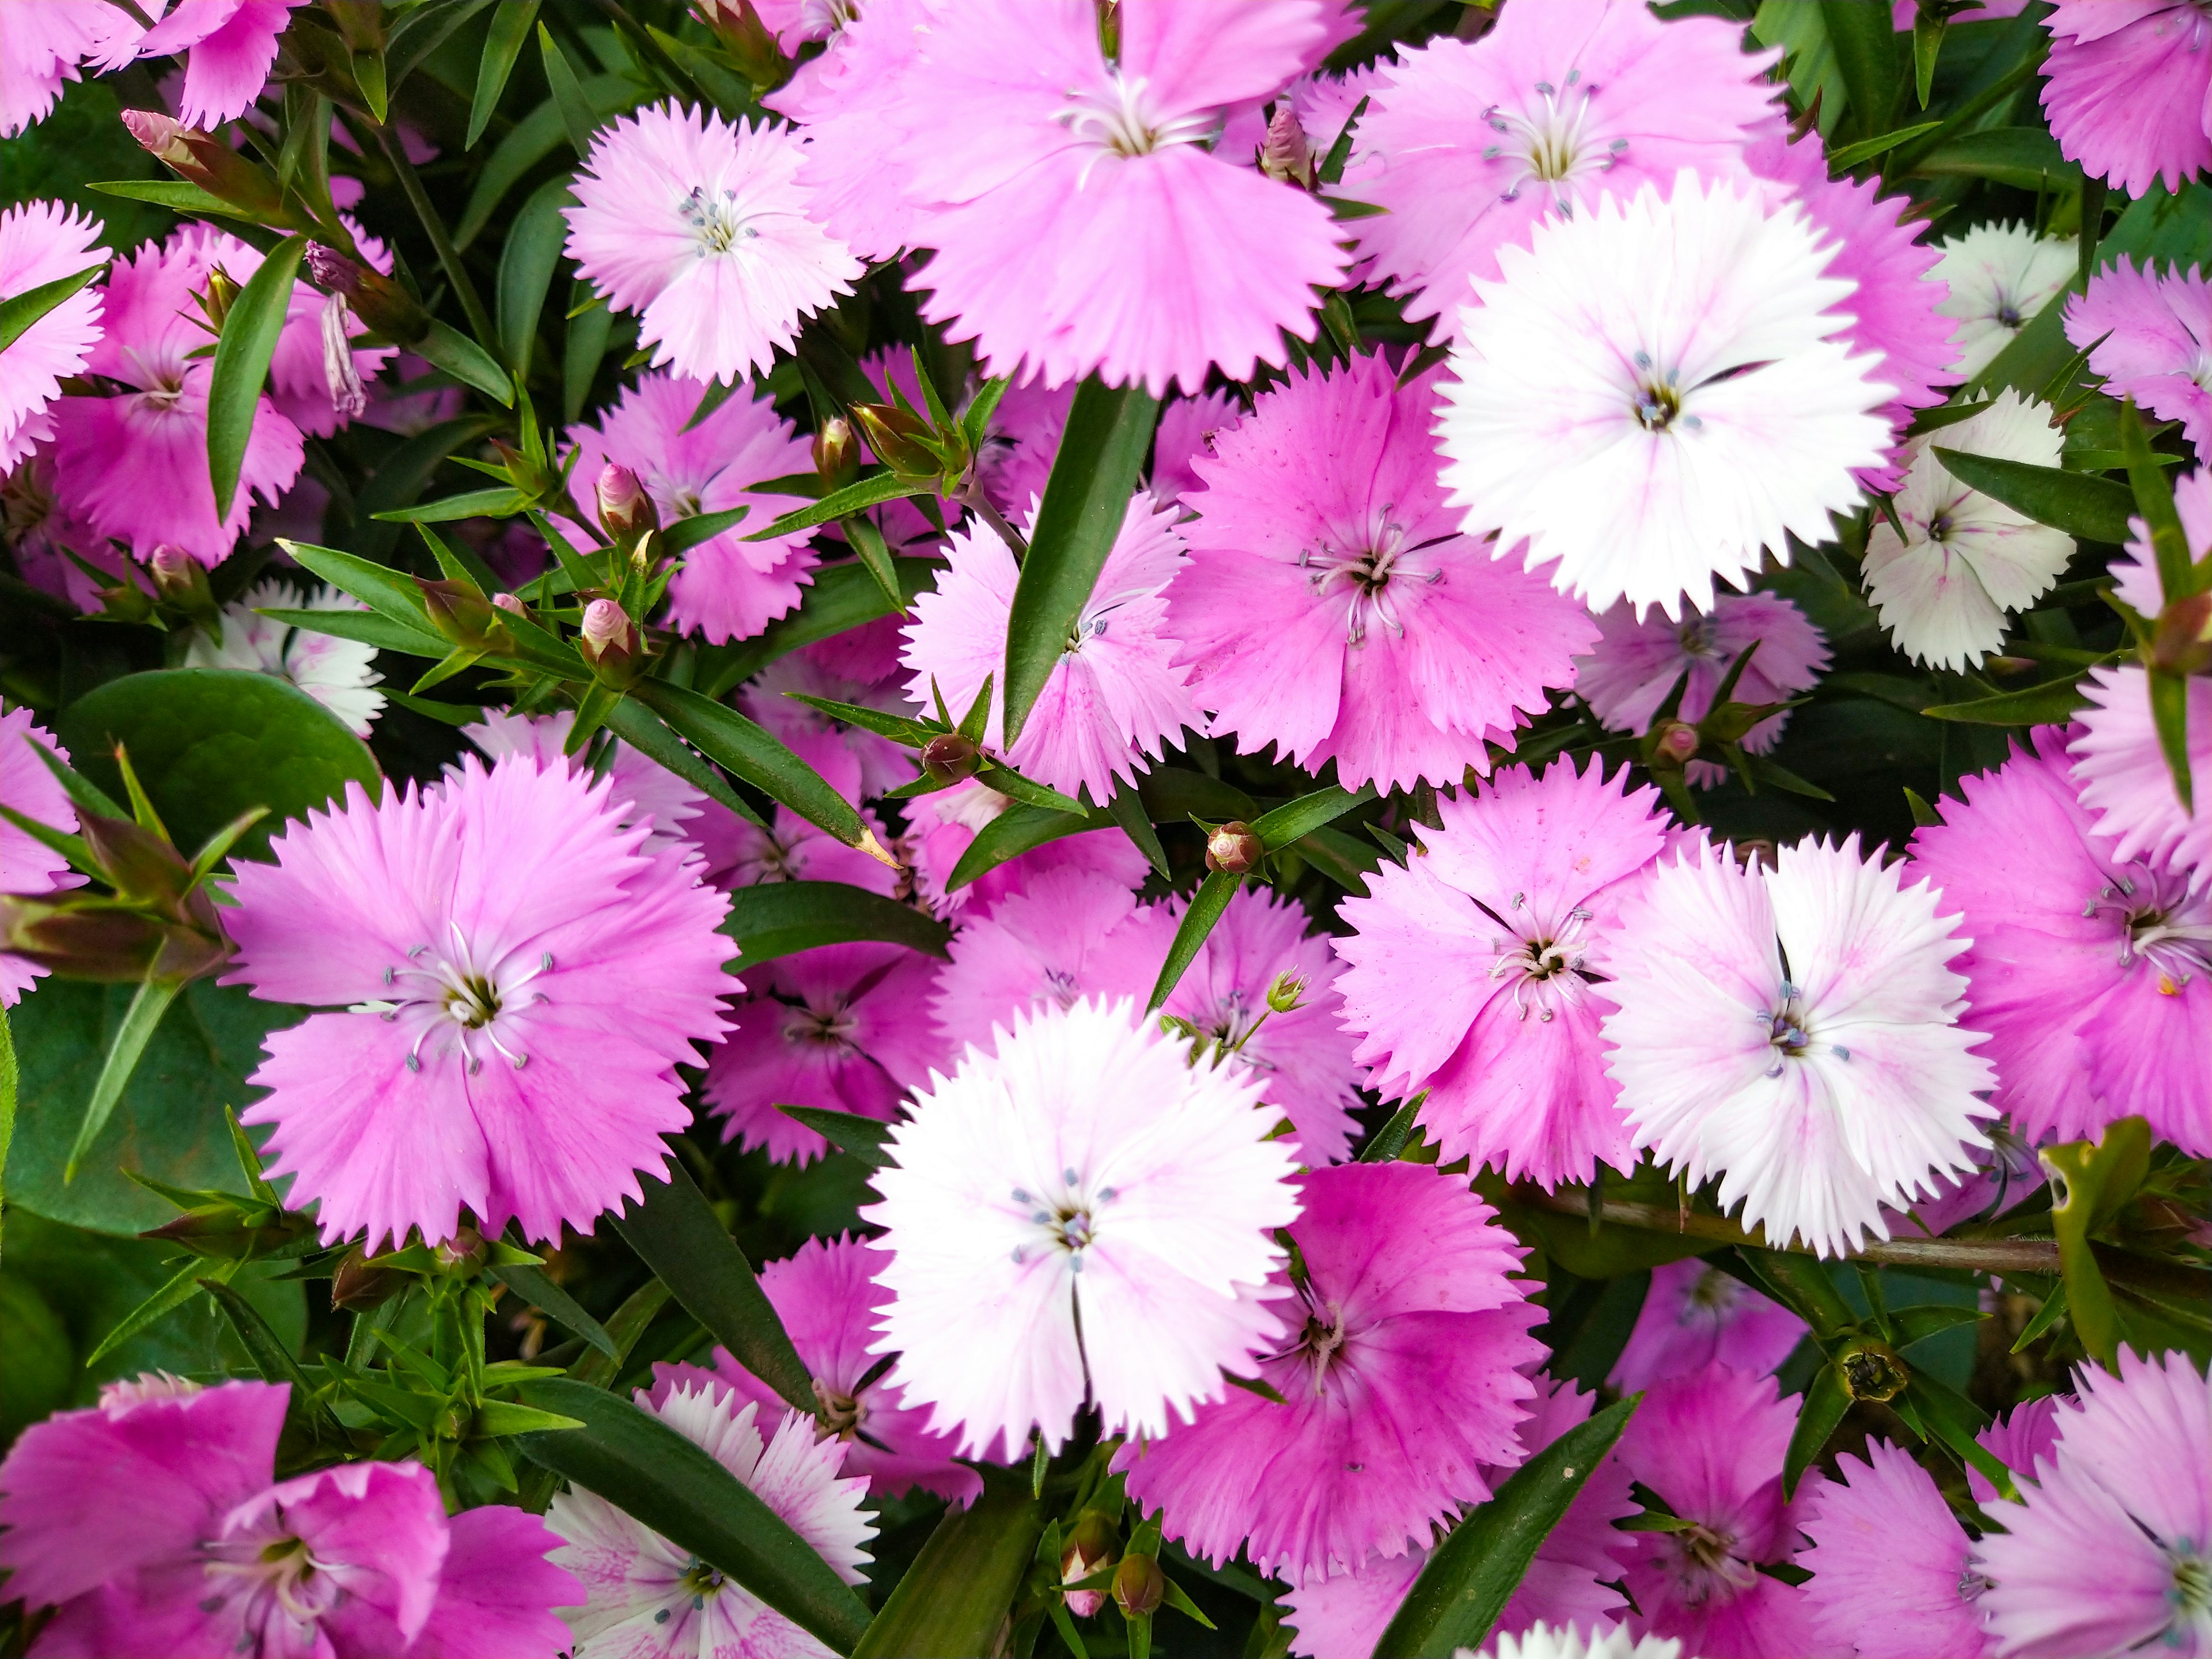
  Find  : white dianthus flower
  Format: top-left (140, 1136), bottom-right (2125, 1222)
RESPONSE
top-left (184, 578), bottom-right (384, 736)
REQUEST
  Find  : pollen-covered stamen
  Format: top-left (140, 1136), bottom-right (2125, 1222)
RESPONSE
top-left (1762, 977), bottom-right (1847, 1077)
top-left (2086, 870), bottom-right (2212, 992)
top-left (1672, 1520), bottom-right (1760, 1604)
top-left (202, 1523), bottom-right (343, 1630)
top-left (1058, 74), bottom-right (1218, 176)
top-left (1480, 71), bottom-right (1624, 211)
top-left (783, 998), bottom-right (861, 1051)
top-left (1486, 895), bottom-right (1599, 1024)
top-left (1300, 512), bottom-right (1448, 647)
top-left (677, 185), bottom-right (762, 256)
top-left (677, 1556), bottom-right (727, 1610)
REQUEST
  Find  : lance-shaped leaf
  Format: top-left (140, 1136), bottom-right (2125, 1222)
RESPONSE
top-left (741, 471), bottom-right (935, 541)
top-left (257, 606), bottom-right (446, 658)
top-left (945, 801), bottom-right (1116, 891)
top-left (2043, 1115), bottom-right (2152, 1369)
top-left (0, 261), bottom-right (105, 354)
top-left (411, 320), bottom-right (514, 406)
top-left (467, 0), bottom-right (541, 146)
top-left (2120, 399), bottom-right (2198, 597)
top-left (1820, 0), bottom-right (1902, 138)
top-left (600, 695), bottom-right (764, 829)
top-left (207, 234), bottom-right (306, 522)
top-left (513, 1378), bottom-right (872, 1653)
top-left (490, 1262), bottom-right (618, 1358)
top-left (1783, 1363), bottom-right (1851, 1499)
top-left (776, 1105), bottom-right (895, 1168)
top-left (851, 1470), bottom-right (1045, 1658)
top-left (630, 680), bottom-right (878, 855)
top-left (721, 880), bottom-right (950, 974)
top-left (84, 1255), bottom-right (238, 1365)
top-left (497, 176), bottom-right (574, 373)
top-left (1912, 126), bottom-right (2079, 190)
top-left (1929, 449), bottom-right (2134, 542)
top-left (661, 505), bottom-right (752, 557)
top-left (1149, 869), bottom-right (1239, 1013)
top-left (1001, 377), bottom-right (1160, 745)
top-left (1923, 676), bottom-right (2097, 726)
top-left (1250, 782), bottom-right (1377, 849)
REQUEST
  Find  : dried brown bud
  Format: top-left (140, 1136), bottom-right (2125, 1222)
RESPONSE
top-left (1838, 1340), bottom-right (1910, 1403)
top-left (305, 243), bottom-right (433, 344)
top-left (1206, 821), bottom-right (1264, 876)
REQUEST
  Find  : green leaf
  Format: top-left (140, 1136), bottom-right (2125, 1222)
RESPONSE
top-left (721, 880), bottom-right (949, 973)
top-left (661, 505), bottom-right (752, 558)
top-left (467, 0), bottom-right (541, 146)
top-left (599, 696), bottom-right (766, 830)
top-left (63, 973), bottom-right (185, 1185)
top-left (0, 260), bottom-right (105, 354)
top-left (257, 606), bottom-right (443, 658)
top-left (1824, 120), bottom-right (1942, 171)
top-left (457, 73), bottom-right (628, 248)
top-left (699, 559), bottom-right (943, 698)
top-left (946, 802), bottom-right (1115, 892)
top-left (1929, 448), bottom-right (2131, 541)
top-left (279, 539), bottom-right (437, 632)
top-left (1912, 7), bottom-right (1945, 108)
top-left (1783, 1363), bottom-right (1850, 1499)
top-left (207, 234), bottom-right (306, 522)
top-left (564, 285), bottom-right (616, 423)
top-left (1002, 377), bottom-right (1161, 744)
top-left (610, 1161), bottom-right (816, 1415)
top-left (491, 1262), bottom-right (618, 1358)
top-left (88, 178), bottom-right (267, 223)
top-left (85, 1256), bottom-right (228, 1366)
top-left (59, 670), bottom-right (380, 862)
top-left (2148, 670), bottom-right (2196, 814)
top-left (630, 680), bottom-right (874, 852)
top-left (412, 320), bottom-right (514, 406)
top-left (1752, 0), bottom-right (1845, 137)
top-left (2044, 1115), bottom-right (2152, 1369)
top-left (1252, 782), bottom-right (1377, 850)
top-left (1357, 1095), bottom-right (1425, 1163)
top-left (1912, 126), bottom-right (2078, 190)
top-left (776, 1105), bottom-right (895, 1168)
top-left (496, 176), bottom-right (574, 374)
top-left (1923, 676), bottom-right (2094, 726)
top-left (1893, 1303), bottom-right (1987, 1347)
top-left (1108, 783), bottom-right (1170, 881)
top-left (0, 1006), bottom-right (14, 1251)
top-left (475, 1399), bottom-right (587, 1435)
top-left (1820, 0), bottom-right (1900, 140)
top-left (537, 24), bottom-right (601, 157)
top-left (349, 413), bottom-right (507, 559)
top-left (851, 1469), bottom-right (1044, 1659)
top-left (1148, 870), bottom-right (1239, 1012)
top-left (570, 1278), bottom-right (672, 1389)
top-left (1373, 1396), bottom-right (1639, 1657)
top-left (372, 486), bottom-right (528, 525)
top-left (2120, 398), bottom-right (2196, 599)
top-left (972, 763), bottom-right (1085, 816)
top-left (740, 471), bottom-right (935, 542)
top-left (514, 1378), bottom-right (870, 1653)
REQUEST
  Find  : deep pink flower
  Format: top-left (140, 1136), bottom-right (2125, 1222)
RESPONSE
top-left (1334, 759), bottom-right (1670, 1187)
top-left (696, 801), bottom-right (902, 897)
top-left (1609, 1257), bottom-right (1806, 1396)
top-left (1970, 1393), bottom-right (2068, 1506)
top-left (224, 755), bottom-right (734, 1250)
top-left (706, 1234), bottom-right (982, 1504)
top-left (1, 445), bottom-right (120, 611)
top-left (0, 202), bottom-right (104, 472)
top-left (902, 779), bottom-right (1151, 921)
top-left (1, 702), bottom-right (81, 1007)
top-left (462, 707), bottom-right (706, 850)
top-left (737, 652), bottom-right (912, 805)
top-left (1802, 1440), bottom-right (1991, 1659)
top-left (2040, 1), bottom-right (2212, 198)
top-left (901, 491), bottom-right (1198, 804)
top-left (566, 370), bottom-right (818, 644)
top-left (333, 1505), bottom-right (578, 1659)
top-left (2071, 665), bottom-right (2212, 897)
top-left (1911, 733), bottom-right (2209, 1155)
top-left (1161, 886), bottom-right (1365, 1164)
top-left (1344, 0), bottom-right (1778, 343)
top-left (1117, 1161), bottom-right (1543, 1585)
top-left (1613, 1361), bottom-right (1840, 1659)
top-left (0, 2), bottom-right (118, 135)
top-left (52, 226), bottom-right (305, 567)
top-left (130, 1), bottom-right (309, 126)
top-left (1168, 355), bottom-right (1596, 792)
top-left (2067, 259), bottom-right (2212, 460)
top-left (1150, 388), bottom-right (1241, 507)
top-left (1976, 1349), bottom-right (2212, 1658)
top-left (704, 941), bottom-right (944, 1164)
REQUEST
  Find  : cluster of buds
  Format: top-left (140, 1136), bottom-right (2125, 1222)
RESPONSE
top-left (849, 397), bottom-right (974, 493)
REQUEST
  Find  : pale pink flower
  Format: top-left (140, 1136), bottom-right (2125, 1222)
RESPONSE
top-left (51, 226), bottom-right (305, 568)
top-left (1911, 733), bottom-right (2209, 1154)
top-left (549, 1374), bottom-right (874, 1659)
top-left (128, 1), bottom-right (309, 126)
top-left (1609, 1257), bottom-right (1806, 1396)
top-left (1437, 175), bottom-right (1893, 622)
top-left (461, 706), bottom-right (705, 850)
top-left (705, 1234), bottom-right (982, 1505)
top-left (1118, 1161), bottom-right (1542, 1584)
top-left (1343, 0), bottom-right (1778, 344)
top-left (565, 101), bottom-right (861, 387)
top-left (0, 202), bottom-right (104, 472)
top-left (1976, 1349), bottom-right (2212, 1659)
top-left (185, 578), bottom-right (385, 736)
top-left (705, 941), bottom-right (945, 1165)
top-left (224, 755), bottom-right (734, 1250)
top-left (2067, 259), bottom-right (2212, 460)
top-left (737, 652), bottom-right (911, 804)
top-left (778, 0), bottom-right (937, 260)
top-left (1334, 760), bottom-right (1670, 1187)
top-left (901, 779), bottom-right (1150, 921)
top-left (1802, 1440), bottom-right (1992, 1659)
top-left (1599, 836), bottom-right (1997, 1259)
top-left (975, 378), bottom-right (1074, 518)
top-left (2071, 665), bottom-right (2212, 897)
top-left (1168, 355), bottom-right (1595, 792)
top-left (900, 491), bottom-right (1199, 805)
top-left (1, 702), bottom-right (81, 1007)
top-left (2040, 1), bottom-right (2212, 197)
top-left (0, 2), bottom-right (117, 135)
top-left (697, 801), bottom-right (901, 897)
top-left (864, 996), bottom-right (1301, 1459)
top-left (565, 370), bottom-right (818, 645)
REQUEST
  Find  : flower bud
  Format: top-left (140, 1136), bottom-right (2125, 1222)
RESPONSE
top-left (692, 0), bottom-right (789, 90)
top-left (1651, 719), bottom-right (1700, 767)
top-left (305, 243), bottom-right (433, 344)
top-left (81, 811), bottom-right (195, 911)
top-left (1265, 971), bottom-right (1307, 1014)
top-left (1206, 820), bottom-right (1264, 876)
top-left (849, 402), bottom-right (942, 479)
top-left (196, 266), bottom-right (241, 332)
top-left (415, 576), bottom-right (511, 653)
top-left (813, 415), bottom-right (858, 491)
top-left (434, 1225), bottom-right (486, 1274)
top-left (120, 110), bottom-right (286, 219)
top-left (579, 599), bottom-right (643, 685)
top-left (119, 108), bottom-right (194, 167)
top-left (1260, 105), bottom-right (1316, 189)
top-left (919, 731), bottom-right (983, 784)
top-left (1112, 1553), bottom-right (1165, 1619)
top-left (0, 896), bottom-right (169, 981)
top-left (596, 463), bottom-right (660, 542)
top-left (148, 544), bottom-right (210, 604)
top-left (1060, 1512), bottom-right (1116, 1620)
top-left (491, 591), bottom-right (528, 617)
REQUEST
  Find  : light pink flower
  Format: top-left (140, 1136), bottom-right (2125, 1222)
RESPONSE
top-left (0, 202), bottom-right (104, 472)
top-left (2071, 665), bottom-right (2212, 897)
top-left (1168, 355), bottom-right (1595, 792)
top-left (901, 490), bottom-right (1198, 805)
top-left (0, 2), bottom-right (118, 135)
top-left (1802, 1440), bottom-right (1992, 1659)
top-left (224, 755), bottom-right (734, 1250)
top-left (1976, 1349), bottom-right (2212, 1659)
top-left (1911, 733), bottom-right (2209, 1154)
top-left (976, 377), bottom-right (1075, 518)
top-left (865, 996), bottom-right (1302, 1459)
top-left (902, 779), bottom-right (1151, 921)
top-left (778, 0), bottom-right (937, 260)
top-left (1971, 1393), bottom-right (2068, 1506)
top-left (1117, 1161), bottom-right (1542, 1585)
top-left (1609, 1257), bottom-right (1806, 1396)
top-left (1, 702), bottom-right (81, 1007)
top-left (737, 652), bottom-right (911, 805)
top-left (550, 1373), bottom-right (874, 1659)
top-left (52, 226), bottom-right (305, 568)
top-left (1344, 0), bottom-right (1778, 344)
top-left (2040, 1), bottom-right (2212, 198)
top-left (1600, 836), bottom-right (1997, 1258)
top-left (2067, 259), bottom-right (2212, 460)
top-left (1334, 759), bottom-right (1669, 1187)
top-left (565, 101), bottom-right (861, 387)
top-left (1150, 388), bottom-right (1241, 507)
top-left (130, 1), bottom-right (309, 127)
top-left (697, 801), bottom-right (901, 897)
top-left (565, 369), bottom-right (818, 645)
top-left (705, 1234), bottom-right (982, 1504)
top-left (461, 706), bottom-right (705, 850)
top-left (705, 941), bottom-right (944, 1164)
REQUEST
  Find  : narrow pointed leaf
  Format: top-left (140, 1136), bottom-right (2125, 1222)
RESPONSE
top-left (776, 1105), bottom-right (896, 1168)
top-left (2148, 670), bottom-right (2195, 812)
top-left (1825, 120), bottom-right (1940, 171)
top-left (84, 1257), bottom-right (229, 1366)
top-left (372, 487), bottom-right (530, 525)
top-left (275, 542), bottom-right (440, 637)
top-left (467, 0), bottom-right (541, 146)
top-left (537, 24), bottom-right (600, 156)
top-left (782, 694), bottom-right (937, 747)
top-left (1923, 677), bottom-right (2094, 725)
top-left (1783, 1363), bottom-right (1850, 1498)
top-left (1252, 782), bottom-right (1377, 850)
top-left (66, 974), bottom-right (186, 1183)
top-left (851, 1471), bottom-right (1044, 1659)
top-left (600, 696), bottom-right (766, 829)
top-left (207, 234), bottom-right (306, 521)
top-left (411, 320), bottom-right (514, 404)
top-left (570, 1278), bottom-right (672, 1389)
top-left (629, 680), bottom-right (868, 849)
top-left (719, 880), bottom-right (950, 972)
top-left (1930, 449), bottom-right (2133, 541)
top-left (946, 802), bottom-right (1115, 891)
top-left (2120, 399), bottom-right (2197, 598)
top-left (741, 472), bottom-right (934, 541)
top-left (1109, 783), bottom-right (1170, 880)
top-left (490, 1262), bottom-right (619, 1358)
top-left (842, 511), bottom-right (906, 613)
top-left (1148, 870), bottom-right (1240, 1011)
top-left (497, 176), bottom-right (574, 373)
top-left (1911, 126), bottom-right (2078, 188)
top-left (972, 763), bottom-right (1085, 816)
top-left (1357, 1094), bottom-right (1426, 1163)
top-left (661, 505), bottom-right (752, 557)
top-left (0, 262), bottom-right (105, 354)
top-left (699, 559), bottom-right (942, 698)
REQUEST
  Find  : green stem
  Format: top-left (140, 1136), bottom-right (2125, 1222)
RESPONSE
top-left (379, 127), bottom-right (496, 348)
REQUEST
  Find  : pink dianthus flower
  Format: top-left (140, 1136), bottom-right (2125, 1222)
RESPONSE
top-left (127, 1), bottom-right (309, 127)
top-left (0, 2), bottom-right (118, 135)
top-left (2067, 259), bottom-right (2212, 461)
top-left (737, 651), bottom-right (912, 805)
top-left (1802, 1439), bottom-right (1992, 1659)
top-left (1168, 355), bottom-right (1595, 792)
top-left (224, 754), bottom-right (734, 1250)
top-left (975, 378), bottom-right (1074, 518)
top-left (2071, 666), bottom-right (2212, 897)
top-left (901, 779), bottom-right (1151, 921)
top-left (0, 202), bottom-right (104, 472)
top-left (1, 703), bottom-right (81, 1007)
top-left (1150, 388), bottom-right (1241, 507)
top-left (698, 801), bottom-right (900, 897)
top-left (2039, 1), bottom-right (2212, 198)
top-left (1609, 1257), bottom-right (1806, 1396)
top-left (462, 706), bottom-right (706, 851)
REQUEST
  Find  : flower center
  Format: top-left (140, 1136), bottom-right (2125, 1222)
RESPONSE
top-left (812, 1377), bottom-right (863, 1440)
top-left (1684, 1266), bottom-right (1740, 1319)
top-left (679, 186), bottom-right (759, 256)
top-left (1480, 71), bottom-right (1627, 209)
top-left (1009, 1171), bottom-right (1117, 1273)
top-left (1677, 614), bottom-right (1721, 658)
top-left (1485, 891), bottom-right (1597, 1024)
top-left (1058, 73), bottom-right (1218, 168)
top-left (1630, 351), bottom-right (1687, 433)
top-left (202, 1523), bottom-right (340, 1634)
top-left (1762, 978), bottom-right (1850, 1077)
top-left (678, 1556), bottom-right (728, 1608)
top-left (1298, 512), bottom-right (1448, 647)
top-left (785, 1001), bottom-right (860, 1051)
top-left (2172, 1549), bottom-right (2211, 1624)
top-left (2087, 870), bottom-right (2212, 994)
top-left (351, 920), bottom-right (551, 1075)
top-left (1673, 1521), bottom-right (1760, 1605)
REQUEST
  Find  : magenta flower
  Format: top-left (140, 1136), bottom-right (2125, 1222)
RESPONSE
top-left (1977, 1349), bottom-right (2212, 1658)
top-left (738, 652), bottom-right (912, 804)
top-left (706, 1234), bottom-right (982, 1505)
top-left (878, 0), bottom-right (1350, 393)
top-left (1344, 0), bottom-right (1778, 343)
top-left (705, 941), bottom-right (944, 1165)
top-left (976, 377), bottom-right (1074, 517)
top-left (1600, 836), bottom-right (1997, 1258)
top-left (902, 779), bottom-right (1151, 922)
top-left (224, 754), bottom-right (734, 1250)
top-left (1573, 592), bottom-right (1830, 788)
top-left (1117, 1161), bottom-right (1543, 1585)
top-left (2067, 260), bottom-right (2212, 460)
top-left (462, 707), bottom-right (706, 851)
top-left (1161, 886), bottom-right (1365, 1164)
top-left (1609, 1257), bottom-right (1806, 1396)
top-left (1168, 356), bottom-right (1596, 792)
top-left (1150, 388), bottom-right (1241, 507)
top-left (0, 2), bottom-right (117, 135)
top-left (2071, 665), bottom-right (2212, 898)
top-left (900, 491), bottom-right (1199, 804)
top-left (0, 202), bottom-right (103, 472)
top-left (1802, 1440), bottom-right (1991, 1659)
top-left (565, 101), bottom-right (861, 387)
top-left (52, 226), bottom-right (305, 568)
top-left (128, 1), bottom-right (308, 126)
top-left (1334, 759), bottom-right (1671, 1187)
top-left (336, 1504), bottom-right (580, 1659)
top-left (1, 702), bottom-right (81, 1007)
top-left (695, 801), bottom-right (900, 899)
top-left (1971, 1393), bottom-right (2067, 1506)
top-left (1614, 1361), bottom-right (1838, 1659)
top-left (1911, 733), bottom-right (2209, 1155)
top-left (566, 369), bottom-right (818, 644)
top-left (2040, 1), bottom-right (2212, 197)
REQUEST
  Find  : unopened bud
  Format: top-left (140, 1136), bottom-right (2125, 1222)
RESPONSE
top-left (693, 0), bottom-right (789, 90)
top-left (1265, 971), bottom-right (1306, 1014)
top-left (1112, 1554), bottom-right (1165, 1619)
top-left (197, 266), bottom-right (241, 332)
top-left (595, 463), bottom-right (660, 541)
top-left (491, 591), bottom-right (528, 617)
top-left (1060, 1512), bottom-right (1116, 1620)
top-left (1652, 719), bottom-right (1699, 767)
top-left (813, 416), bottom-right (857, 490)
top-left (415, 576), bottom-right (510, 653)
top-left (305, 243), bottom-right (432, 344)
top-left (1837, 1340), bottom-right (1910, 1404)
top-left (81, 811), bottom-right (193, 910)
top-left (849, 402), bottom-right (941, 479)
top-left (1206, 820), bottom-right (1264, 876)
top-left (120, 110), bottom-right (286, 219)
top-left (148, 544), bottom-right (207, 603)
top-left (579, 599), bottom-right (643, 685)
top-left (331, 1248), bottom-right (404, 1309)
top-left (434, 1225), bottom-right (486, 1273)
top-left (919, 732), bottom-right (983, 784)
top-left (120, 108), bottom-right (193, 165)
top-left (1259, 105), bottom-right (1316, 189)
